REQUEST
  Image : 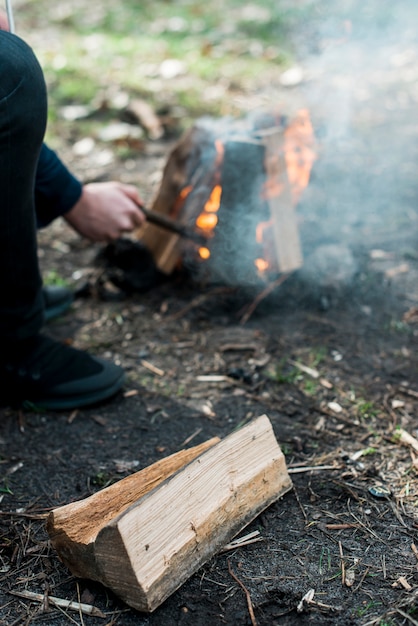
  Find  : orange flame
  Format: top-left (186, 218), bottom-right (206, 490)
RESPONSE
top-left (205, 184), bottom-right (222, 212)
top-left (196, 212), bottom-right (218, 230)
top-left (284, 109), bottom-right (316, 205)
top-left (199, 247), bottom-right (211, 260)
top-left (255, 258), bottom-right (269, 272)
top-left (194, 143), bottom-right (224, 242)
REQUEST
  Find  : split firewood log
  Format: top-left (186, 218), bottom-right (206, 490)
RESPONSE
top-left (47, 415), bottom-right (292, 612)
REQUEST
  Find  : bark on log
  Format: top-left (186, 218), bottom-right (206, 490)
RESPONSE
top-left (47, 415), bottom-right (292, 613)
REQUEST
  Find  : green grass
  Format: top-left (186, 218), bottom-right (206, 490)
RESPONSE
top-left (18, 0), bottom-right (304, 138)
top-left (43, 270), bottom-right (69, 288)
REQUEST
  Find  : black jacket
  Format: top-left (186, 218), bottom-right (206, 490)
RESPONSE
top-left (35, 144), bottom-right (82, 227)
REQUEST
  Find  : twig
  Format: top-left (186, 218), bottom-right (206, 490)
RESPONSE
top-left (168, 287), bottom-right (234, 321)
top-left (397, 428), bottom-right (418, 454)
top-left (8, 590), bottom-right (105, 618)
top-left (181, 428), bottom-right (203, 446)
top-left (353, 567), bottom-right (370, 592)
top-left (228, 560), bottom-right (258, 626)
top-left (325, 523), bottom-right (359, 530)
top-left (76, 582), bottom-right (86, 626)
top-left (339, 541), bottom-right (346, 586)
top-left (240, 274), bottom-right (289, 325)
top-left (223, 531), bottom-right (263, 552)
top-left (292, 485), bottom-right (308, 524)
top-left (346, 500), bottom-right (387, 544)
top-left (399, 385), bottom-right (418, 399)
top-left (289, 360), bottom-right (319, 379)
top-left (140, 360), bottom-right (165, 376)
top-left (396, 608), bottom-right (418, 625)
top-left (288, 464), bottom-right (340, 474)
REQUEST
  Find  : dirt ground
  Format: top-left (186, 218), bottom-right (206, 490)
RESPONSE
top-left (2, 5), bottom-right (418, 626)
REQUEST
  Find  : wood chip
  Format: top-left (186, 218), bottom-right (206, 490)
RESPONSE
top-left (345, 567), bottom-right (356, 587)
top-left (140, 360), bottom-right (165, 376)
top-left (90, 414), bottom-right (107, 426)
top-left (297, 588), bottom-right (315, 612)
top-left (289, 360), bottom-right (319, 379)
top-left (392, 576), bottom-right (412, 591)
top-left (320, 377), bottom-right (333, 389)
top-left (123, 389), bottom-right (139, 398)
top-left (67, 410), bottom-right (79, 424)
top-left (328, 401), bottom-right (343, 414)
top-left (396, 428), bottom-right (418, 454)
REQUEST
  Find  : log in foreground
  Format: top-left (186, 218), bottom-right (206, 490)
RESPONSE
top-left (47, 415), bottom-right (292, 613)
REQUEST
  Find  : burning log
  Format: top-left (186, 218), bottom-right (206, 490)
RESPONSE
top-left (47, 415), bottom-right (292, 613)
top-left (135, 111), bottom-right (315, 286)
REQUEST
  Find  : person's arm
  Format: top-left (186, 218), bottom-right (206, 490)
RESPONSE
top-left (35, 144), bottom-right (83, 227)
top-left (64, 181), bottom-right (145, 242)
top-left (36, 144), bottom-right (145, 240)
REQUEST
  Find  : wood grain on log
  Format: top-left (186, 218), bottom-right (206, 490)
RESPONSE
top-left (47, 415), bottom-right (292, 612)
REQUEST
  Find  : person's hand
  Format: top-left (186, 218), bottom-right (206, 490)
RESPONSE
top-left (0, 10), bottom-right (9, 30)
top-left (64, 181), bottom-right (146, 242)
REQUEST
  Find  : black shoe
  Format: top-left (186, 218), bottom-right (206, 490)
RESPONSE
top-left (1, 336), bottom-right (125, 410)
top-left (43, 285), bottom-right (74, 321)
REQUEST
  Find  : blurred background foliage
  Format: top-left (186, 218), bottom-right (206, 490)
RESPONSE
top-left (16, 0), bottom-right (310, 135)
top-left (14, 0), bottom-right (414, 153)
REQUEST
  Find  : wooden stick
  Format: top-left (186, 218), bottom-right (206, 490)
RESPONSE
top-left (228, 560), bottom-right (258, 626)
top-left (339, 541), bottom-right (346, 586)
top-left (239, 274), bottom-right (289, 325)
top-left (140, 204), bottom-right (209, 246)
top-left (8, 590), bottom-right (105, 618)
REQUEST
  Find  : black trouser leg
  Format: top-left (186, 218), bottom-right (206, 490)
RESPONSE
top-left (0, 31), bottom-right (47, 345)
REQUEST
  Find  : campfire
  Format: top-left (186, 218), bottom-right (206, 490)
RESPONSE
top-left (135, 109), bottom-right (316, 288)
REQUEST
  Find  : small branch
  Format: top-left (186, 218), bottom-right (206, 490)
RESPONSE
top-left (76, 582), bottom-right (86, 626)
top-left (168, 287), bottom-right (234, 321)
top-left (223, 531), bottom-right (263, 552)
top-left (140, 204), bottom-right (209, 246)
top-left (240, 275), bottom-right (289, 325)
top-left (292, 485), bottom-right (308, 524)
top-left (339, 541), bottom-right (346, 586)
top-left (140, 360), bottom-right (165, 376)
top-left (396, 608), bottom-right (418, 626)
top-left (288, 464), bottom-right (340, 474)
top-left (397, 428), bottom-right (418, 454)
top-left (8, 590), bottom-right (105, 618)
top-left (228, 560), bottom-right (258, 626)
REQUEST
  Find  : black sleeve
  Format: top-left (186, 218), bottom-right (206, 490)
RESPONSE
top-left (35, 143), bottom-right (83, 227)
